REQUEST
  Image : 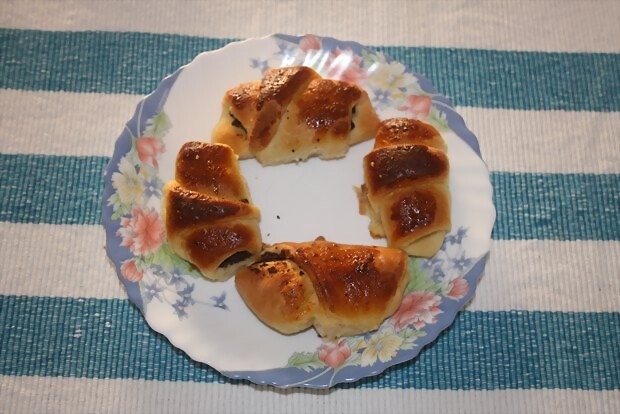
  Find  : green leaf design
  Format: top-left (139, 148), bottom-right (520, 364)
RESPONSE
top-left (345, 351), bottom-right (363, 366)
top-left (164, 244), bottom-right (201, 276)
top-left (138, 163), bottom-right (158, 179)
top-left (344, 336), bottom-right (366, 352)
top-left (406, 258), bottom-right (443, 294)
top-left (398, 327), bottom-right (427, 350)
top-left (146, 244), bottom-right (174, 270)
top-left (133, 255), bottom-right (150, 272)
top-left (286, 352), bottom-right (326, 373)
top-left (139, 243), bottom-right (200, 278)
top-left (426, 107), bottom-right (450, 133)
top-left (143, 111), bottom-right (171, 138)
top-left (108, 193), bottom-right (131, 220)
top-left (438, 282), bottom-right (452, 297)
top-left (125, 145), bottom-right (141, 167)
top-left (360, 49), bottom-right (379, 67)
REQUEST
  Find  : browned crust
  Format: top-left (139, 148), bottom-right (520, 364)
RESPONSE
top-left (382, 185), bottom-right (452, 254)
top-left (251, 241), bottom-right (407, 317)
top-left (184, 225), bottom-right (258, 271)
top-left (235, 260), bottom-right (317, 333)
top-left (164, 183), bottom-right (257, 233)
top-left (250, 66), bottom-right (320, 151)
top-left (364, 144), bottom-right (449, 195)
top-left (389, 188), bottom-right (438, 237)
top-left (375, 118), bottom-right (445, 150)
top-left (256, 66), bottom-right (319, 109)
top-left (296, 79), bottom-right (362, 136)
top-left (174, 141), bottom-right (249, 201)
top-left (235, 240), bottom-right (409, 337)
top-left (291, 242), bottom-right (406, 318)
top-left (228, 82), bottom-right (260, 111)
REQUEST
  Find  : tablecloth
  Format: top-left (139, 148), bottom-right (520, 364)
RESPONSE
top-left (1, 0), bottom-right (618, 412)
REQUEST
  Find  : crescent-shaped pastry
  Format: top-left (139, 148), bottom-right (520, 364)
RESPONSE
top-left (162, 141), bottom-right (262, 281)
top-left (212, 66), bottom-right (380, 165)
top-left (362, 118), bottom-right (451, 257)
top-left (235, 240), bottom-right (409, 339)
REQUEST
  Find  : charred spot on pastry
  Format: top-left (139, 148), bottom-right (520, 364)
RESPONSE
top-left (239, 198), bottom-right (249, 204)
top-left (353, 255), bottom-right (373, 274)
top-left (365, 145), bottom-right (448, 190)
top-left (218, 250), bottom-right (252, 268)
top-left (391, 190), bottom-right (437, 234)
top-left (229, 112), bottom-right (247, 134)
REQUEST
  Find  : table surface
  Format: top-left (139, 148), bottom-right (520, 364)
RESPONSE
top-left (1, 1), bottom-right (618, 413)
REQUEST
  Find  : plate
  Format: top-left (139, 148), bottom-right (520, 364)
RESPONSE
top-left (102, 33), bottom-right (495, 388)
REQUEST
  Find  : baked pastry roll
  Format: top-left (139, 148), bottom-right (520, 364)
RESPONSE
top-left (362, 118), bottom-right (451, 257)
top-left (374, 117), bottom-right (447, 152)
top-left (209, 81), bottom-right (260, 159)
top-left (235, 240), bottom-right (409, 339)
top-left (212, 66), bottom-right (380, 165)
top-left (162, 142), bottom-right (262, 281)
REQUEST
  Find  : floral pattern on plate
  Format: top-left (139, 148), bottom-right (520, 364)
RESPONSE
top-left (107, 109), bottom-right (201, 318)
top-left (102, 33), bottom-right (495, 388)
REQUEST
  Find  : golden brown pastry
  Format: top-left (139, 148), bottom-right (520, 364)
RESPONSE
top-left (209, 81), bottom-right (260, 159)
top-left (362, 118), bottom-right (451, 257)
top-left (162, 142), bottom-right (262, 281)
top-left (235, 240), bottom-right (409, 339)
top-left (374, 117), bottom-right (447, 152)
top-left (212, 66), bottom-right (380, 165)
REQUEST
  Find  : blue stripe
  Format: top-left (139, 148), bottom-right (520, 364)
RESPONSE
top-left (0, 154), bottom-right (106, 225)
top-left (379, 46), bottom-right (620, 113)
top-left (0, 295), bottom-right (617, 390)
top-left (491, 172), bottom-right (620, 241)
top-left (1, 29), bottom-right (619, 112)
top-left (1, 153), bottom-right (619, 241)
top-left (0, 29), bottom-right (230, 96)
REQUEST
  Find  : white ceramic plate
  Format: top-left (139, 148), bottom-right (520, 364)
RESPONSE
top-left (102, 34), bottom-right (496, 388)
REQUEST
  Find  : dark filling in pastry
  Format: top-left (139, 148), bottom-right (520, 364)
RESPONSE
top-left (229, 112), bottom-right (247, 134)
top-left (350, 105), bottom-right (357, 131)
top-left (218, 250), bottom-right (252, 268)
top-left (247, 250), bottom-right (290, 274)
top-left (255, 250), bottom-right (288, 264)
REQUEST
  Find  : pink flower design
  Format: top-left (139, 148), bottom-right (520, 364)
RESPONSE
top-left (447, 278), bottom-right (469, 300)
top-left (318, 340), bottom-right (351, 368)
top-left (136, 137), bottom-right (165, 168)
top-left (392, 291), bottom-right (443, 330)
top-left (399, 95), bottom-right (432, 119)
top-left (299, 34), bottom-right (322, 52)
top-left (120, 259), bottom-right (143, 282)
top-left (326, 47), bottom-right (367, 85)
top-left (117, 206), bottom-right (164, 256)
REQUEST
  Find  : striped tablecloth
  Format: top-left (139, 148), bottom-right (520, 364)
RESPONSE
top-left (1, 1), bottom-right (618, 412)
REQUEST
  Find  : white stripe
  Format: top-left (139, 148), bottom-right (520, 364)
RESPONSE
top-left (0, 223), bottom-right (127, 299)
top-left (0, 90), bottom-right (138, 157)
top-left (1, 376), bottom-right (618, 414)
top-left (468, 239), bottom-right (620, 312)
top-left (457, 107), bottom-right (620, 174)
top-left (1, 223), bottom-right (619, 312)
top-left (1, 0), bottom-right (618, 53)
top-left (2, 89), bottom-right (619, 174)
